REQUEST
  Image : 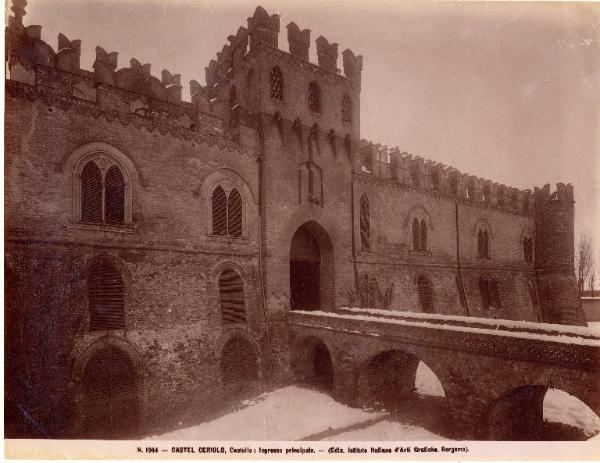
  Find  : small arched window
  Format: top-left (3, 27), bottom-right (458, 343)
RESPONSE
top-left (80, 160), bottom-right (126, 225)
top-left (359, 195), bottom-right (370, 251)
top-left (270, 66), bottom-right (283, 100)
top-left (219, 270), bottom-right (246, 324)
top-left (420, 219), bottom-right (428, 251)
top-left (341, 93), bottom-right (352, 122)
top-left (89, 261), bottom-right (125, 331)
top-left (477, 229), bottom-right (490, 258)
top-left (212, 186), bottom-right (243, 237)
top-left (412, 218), bottom-right (427, 251)
top-left (417, 276), bottom-right (434, 313)
top-left (308, 81), bottom-right (321, 113)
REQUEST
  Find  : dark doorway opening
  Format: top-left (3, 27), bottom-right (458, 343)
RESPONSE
top-left (312, 343), bottom-right (333, 391)
top-left (290, 225), bottom-right (321, 311)
top-left (82, 346), bottom-right (138, 439)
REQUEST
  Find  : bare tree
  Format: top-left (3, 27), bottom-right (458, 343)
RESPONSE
top-left (589, 267), bottom-right (596, 297)
top-left (577, 234), bottom-right (594, 294)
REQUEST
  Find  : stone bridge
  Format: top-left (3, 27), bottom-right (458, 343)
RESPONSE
top-left (287, 308), bottom-right (600, 439)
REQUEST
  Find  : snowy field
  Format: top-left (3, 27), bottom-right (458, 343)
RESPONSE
top-left (588, 321), bottom-right (600, 335)
top-left (149, 359), bottom-right (599, 440)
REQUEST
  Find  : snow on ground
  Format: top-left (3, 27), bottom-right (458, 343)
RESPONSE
top-left (415, 362), bottom-right (445, 397)
top-left (544, 388), bottom-right (600, 436)
top-left (588, 322), bottom-right (600, 336)
top-left (323, 420), bottom-right (446, 441)
top-left (148, 386), bottom-right (385, 441)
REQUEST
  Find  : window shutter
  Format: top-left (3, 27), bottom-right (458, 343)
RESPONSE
top-left (417, 276), bottom-right (434, 313)
top-left (221, 335), bottom-right (258, 385)
top-left (81, 161), bottom-right (103, 223)
top-left (105, 165), bottom-right (125, 225)
top-left (359, 195), bottom-right (370, 251)
top-left (412, 218), bottom-right (420, 251)
top-left (212, 186), bottom-right (228, 235)
top-left (89, 262), bottom-right (125, 331)
top-left (227, 188), bottom-right (243, 237)
top-left (419, 219), bottom-right (427, 251)
top-left (219, 270), bottom-right (246, 324)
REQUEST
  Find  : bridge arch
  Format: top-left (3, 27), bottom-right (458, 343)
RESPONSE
top-left (485, 384), bottom-right (600, 440)
top-left (289, 221), bottom-right (334, 311)
top-left (290, 336), bottom-right (334, 392)
top-left (356, 348), bottom-right (447, 409)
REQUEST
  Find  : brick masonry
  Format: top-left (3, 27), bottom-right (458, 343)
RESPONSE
top-left (4, 3), bottom-right (587, 437)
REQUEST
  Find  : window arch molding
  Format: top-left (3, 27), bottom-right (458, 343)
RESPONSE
top-left (473, 218), bottom-right (494, 259)
top-left (209, 260), bottom-right (258, 324)
top-left (404, 205), bottom-right (434, 232)
top-left (64, 142), bottom-right (142, 226)
top-left (198, 169), bottom-right (256, 239)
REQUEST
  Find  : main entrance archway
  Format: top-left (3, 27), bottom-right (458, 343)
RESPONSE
top-left (289, 221), bottom-right (334, 311)
top-left (81, 346), bottom-right (138, 438)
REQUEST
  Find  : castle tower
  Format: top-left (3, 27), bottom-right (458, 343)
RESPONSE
top-left (534, 183), bottom-right (587, 326)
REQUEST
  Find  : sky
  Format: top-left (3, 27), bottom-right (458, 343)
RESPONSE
top-left (19, 0), bottom-right (600, 255)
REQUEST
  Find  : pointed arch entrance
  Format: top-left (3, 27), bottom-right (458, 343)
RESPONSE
top-left (289, 221), bottom-right (334, 311)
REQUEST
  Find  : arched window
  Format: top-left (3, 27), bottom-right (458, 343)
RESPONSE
top-left (420, 219), bottom-right (428, 251)
top-left (81, 161), bottom-right (103, 223)
top-left (359, 195), bottom-right (370, 251)
top-left (341, 93), bottom-right (352, 122)
top-left (212, 186), bottom-right (243, 237)
top-left (219, 270), bottom-right (246, 324)
top-left (478, 229), bottom-right (490, 258)
top-left (417, 276), bottom-right (434, 313)
top-left (308, 81), bottom-right (321, 113)
top-left (89, 261), bottom-right (125, 331)
top-left (412, 218), bottom-right (420, 251)
top-left (270, 66), bottom-right (283, 100)
top-left (80, 160), bottom-right (126, 225)
top-left (523, 237), bottom-right (533, 263)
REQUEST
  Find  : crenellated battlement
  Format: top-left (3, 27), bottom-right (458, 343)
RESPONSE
top-left (355, 139), bottom-right (537, 215)
top-left (205, 5), bottom-right (363, 90)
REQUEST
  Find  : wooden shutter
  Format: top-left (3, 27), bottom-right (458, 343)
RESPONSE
top-left (89, 262), bottom-right (125, 331)
top-left (359, 195), bottom-right (370, 251)
top-left (412, 218), bottom-right (420, 251)
top-left (81, 161), bottom-right (103, 223)
top-left (221, 335), bottom-right (258, 385)
top-left (219, 270), bottom-right (246, 324)
top-left (212, 186), bottom-right (227, 235)
top-left (105, 165), bottom-right (125, 225)
top-left (419, 219), bottom-right (427, 251)
top-left (417, 276), bottom-right (434, 313)
top-left (82, 347), bottom-right (137, 438)
top-left (227, 188), bottom-right (243, 237)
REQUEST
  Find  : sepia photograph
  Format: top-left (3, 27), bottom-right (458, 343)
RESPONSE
top-left (4, 0), bottom-right (600, 458)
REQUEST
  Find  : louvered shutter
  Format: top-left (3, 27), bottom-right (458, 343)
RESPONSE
top-left (412, 218), bottom-right (420, 251)
top-left (219, 270), bottom-right (246, 324)
top-left (420, 219), bottom-right (427, 251)
top-left (227, 189), bottom-right (243, 237)
top-left (212, 186), bottom-right (227, 235)
top-left (359, 195), bottom-right (370, 251)
top-left (81, 161), bottom-right (103, 223)
top-left (82, 347), bottom-right (137, 438)
top-left (105, 165), bottom-right (125, 225)
top-left (417, 276), bottom-right (434, 313)
top-left (89, 262), bottom-right (125, 331)
top-left (221, 335), bottom-right (258, 386)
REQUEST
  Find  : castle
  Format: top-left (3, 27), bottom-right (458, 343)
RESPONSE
top-left (4, 1), bottom-right (586, 438)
